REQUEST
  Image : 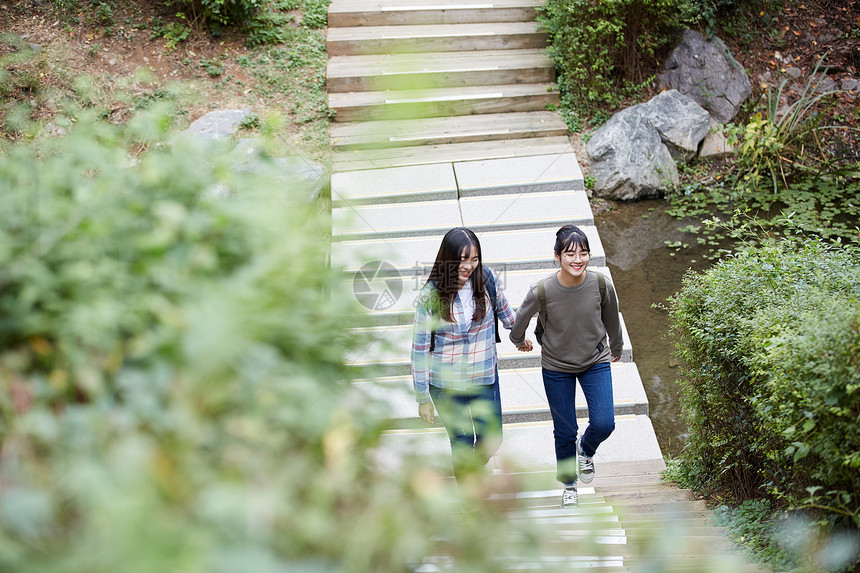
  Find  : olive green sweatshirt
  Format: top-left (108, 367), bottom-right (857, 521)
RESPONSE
top-left (509, 270), bottom-right (623, 372)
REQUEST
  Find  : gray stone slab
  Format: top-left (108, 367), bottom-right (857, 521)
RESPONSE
top-left (331, 163), bottom-right (458, 205)
top-left (333, 226), bottom-right (605, 274)
top-left (350, 266), bottom-right (617, 327)
top-left (374, 414), bottom-right (664, 475)
top-left (499, 363), bottom-right (648, 417)
top-left (496, 314), bottom-right (633, 367)
top-left (460, 190), bottom-right (593, 230)
top-left (332, 199), bottom-right (462, 238)
top-left (332, 234), bottom-right (443, 274)
top-left (497, 415), bottom-right (664, 472)
top-left (355, 362), bottom-right (649, 425)
top-left (454, 152), bottom-right (584, 196)
top-left (345, 314), bottom-right (633, 370)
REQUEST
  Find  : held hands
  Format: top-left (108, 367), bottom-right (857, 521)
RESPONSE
top-left (419, 401), bottom-right (435, 424)
top-left (515, 338), bottom-right (534, 352)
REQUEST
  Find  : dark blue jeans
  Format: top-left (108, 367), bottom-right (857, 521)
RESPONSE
top-left (542, 362), bottom-right (615, 484)
top-left (429, 370), bottom-right (502, 481)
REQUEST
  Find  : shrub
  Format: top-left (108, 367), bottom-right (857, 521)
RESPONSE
top-left (539, 0), bottom-right (693, 114)
top-left (669, 237), bottom-right (860, 528)
top-left (171, 0), bottom-right (267, 28)
top-left (0, 111), bottom-right (564, 571)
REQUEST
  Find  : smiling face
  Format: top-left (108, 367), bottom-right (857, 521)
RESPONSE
top-left (555, 244), bottom-right (590, 286)
top-left (458, 244), bottom-right (479, 287)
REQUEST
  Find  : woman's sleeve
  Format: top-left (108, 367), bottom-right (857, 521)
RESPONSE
top-left (602, 278), bottom-right (624, 358)
top-left (509, 284), bottom-right (539, 346)
top-left (411, 289), bottom-right (433, 404)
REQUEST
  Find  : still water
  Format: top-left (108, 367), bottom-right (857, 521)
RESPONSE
top-left (595, 199), bottom-right (716, 458)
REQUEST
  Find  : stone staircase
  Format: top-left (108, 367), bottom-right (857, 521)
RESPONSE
top-left (326, 0), bottom-right (570, 170)
top-left (326, 0), bottom-right (765, 570)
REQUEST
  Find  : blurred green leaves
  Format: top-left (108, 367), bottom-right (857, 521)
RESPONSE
top-left (0, 109), bottom-right (586, 572)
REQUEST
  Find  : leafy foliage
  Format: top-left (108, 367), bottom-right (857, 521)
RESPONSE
top-left (668, 237), bottom-right (860, 532)
top-left (150, 14), bottom-right (192, 49)
top-left (713, 500), bottom-right (800, 571)
top-left (538, 0), bottom-right (693, 115)
top-left (727, 57), bottom-right (851, 195)
top-left (171, 0), bottom-right (268, 28)
top-left (0, 111), bottom-right (565, 572)
top-left (665, 54), bottom-right (859, 257)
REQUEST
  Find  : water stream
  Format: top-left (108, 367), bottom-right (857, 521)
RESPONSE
top-left (595, 199), bottom-right (716, 458)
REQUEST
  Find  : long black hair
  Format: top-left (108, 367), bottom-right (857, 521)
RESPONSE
top-left (426, 227), bottom-right (488, 323)
top-left (554, 224), bottom-right (591, 256)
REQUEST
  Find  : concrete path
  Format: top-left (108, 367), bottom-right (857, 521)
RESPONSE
top-left (326, 0), bottom-right (764, 570)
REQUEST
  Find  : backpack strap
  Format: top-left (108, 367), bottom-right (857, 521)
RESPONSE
top-left (430, 268), bottom-right (500, 353)
top-left (533, 273), bottom-right (552, 345)
top-left (484, 267), bottom-right (501, 344)
top-left (537, 276), bottom-right (548, 332)
top-left (592, 270), bottom-right (606, 309)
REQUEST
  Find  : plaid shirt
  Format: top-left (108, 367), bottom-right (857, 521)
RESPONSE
top-left (411, 268), bottom-right (515, 403)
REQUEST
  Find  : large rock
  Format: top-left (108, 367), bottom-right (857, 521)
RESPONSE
top-left (658, 29), bottom-right (751, 123)
top-left (184, 109), bottom-right (252, 141)
top-left (642, 89), bottom-right (710, 162)
top-left (698, 121), bottom-right (733, 159)
top-left (586, 105), bottom-right (679, 201)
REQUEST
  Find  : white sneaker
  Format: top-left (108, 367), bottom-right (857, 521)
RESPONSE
top-left (578, 438), bottom-right (594, 484)
top-left (561, 485), bottom-right (578, 508)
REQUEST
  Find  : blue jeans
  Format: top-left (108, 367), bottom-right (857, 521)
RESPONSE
top-left (429, 370), bottom-right (502, 481)
top-left (542, 362), bottom-right (615, 484)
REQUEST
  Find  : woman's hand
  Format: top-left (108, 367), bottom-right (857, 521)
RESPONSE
top-left (516, 338), bottom-right (534, 352)
top-left (611, 354), bottom-right (621, 362)
top-left (419, 401), bottom-right (435, 424)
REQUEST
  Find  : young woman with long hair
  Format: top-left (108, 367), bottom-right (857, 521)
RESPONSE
top-left (411, 227), bottom-right (528, 483)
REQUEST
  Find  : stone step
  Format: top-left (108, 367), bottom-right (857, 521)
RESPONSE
top-left (593, 482), bottom-right (689, 497)
top-left (333, 136), bottom-right (574, 171)
top-left (601, 488), bottom-right (698, 505)
top-left (332, 189), bottom-right (591, 240)
top-left (346, 313), bottom-right (633, 374)
top-left (331, 111), bottom-right (566, 150)
top-left (374, 415), bottom-right (664, 475)
top-left (328, 0), bottom-right (544, 27)
top-left (327, 49), bottom-right (554, 93)
top-left (349, 266), bottom-right (612, 327)
top-left (355, 361), bottom-right (650, 426)
top-left (332, 162), bottom-right (458, 205)
top-left (332, 225), bottom-right (606, 275)
top-left (329, 82), bottom-right (559, 122)
top-left (502, 529), bottom-right (737, 559)
top-left (461, 189), bottom-right (592, 230)
top-left (327, 22), bottom-right (546, 56)
top-left (332, 152), bottom-right (582, 203)
top-left (332, 198), bottom-right (462, 239)
top-left (492, 460), bottom-right (667, 492)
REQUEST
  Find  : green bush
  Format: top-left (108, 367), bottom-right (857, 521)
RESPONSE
top-left (172, 0), bottom-right (267, 28)
top-left (539, 0), bottom-right (693, 114)
top-left (0, 111), bottom-right (564, 571)
top-left (669, 237), bottom-right (860, 529)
